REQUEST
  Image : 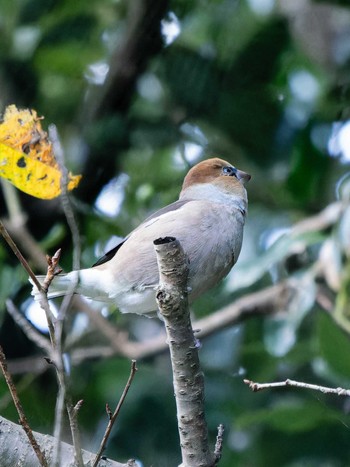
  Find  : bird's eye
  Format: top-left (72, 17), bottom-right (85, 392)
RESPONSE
top-left (222, 166), bottom-right (237, 177)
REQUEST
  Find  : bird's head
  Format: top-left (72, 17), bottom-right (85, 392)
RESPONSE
top-left (180, 158), bottom-right (251, 204)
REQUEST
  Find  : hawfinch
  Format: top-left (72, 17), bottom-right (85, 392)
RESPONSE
top-left (31, 158), bottom-right (250, 316)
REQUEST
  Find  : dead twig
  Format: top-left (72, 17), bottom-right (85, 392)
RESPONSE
top-left (93, 360), bottom-right (138, 467)
top-left (244, 378), bottom-right (350, 396)
top-left (66, 400), bottom-right (84, 467)
top-left (37, 252), bottom-right (60, 349)
top-left (0, 346), bottom-right (48, 467)
top-left (41, 249), bottom-right (62, 293)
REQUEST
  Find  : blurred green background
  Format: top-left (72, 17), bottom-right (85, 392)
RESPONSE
top-left (1, 0), bottom-right (350, 465)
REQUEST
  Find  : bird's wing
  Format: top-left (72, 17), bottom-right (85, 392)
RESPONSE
top-left (92, 199), bottom-right (190, 267)
top-left (136, 199), bottom-right (190, 226)
top-left (92, 238), bottom-right (126, 267)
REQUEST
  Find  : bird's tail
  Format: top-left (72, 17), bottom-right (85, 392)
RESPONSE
top-left (30, 272), bottom-right (81, 300)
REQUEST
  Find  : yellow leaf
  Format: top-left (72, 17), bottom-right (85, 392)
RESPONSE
top-left (0, 144), bottom-right (81, 199)
top-left (0, 105), bottom-right (81, 199)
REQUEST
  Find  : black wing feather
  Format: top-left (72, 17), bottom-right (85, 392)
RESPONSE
top-left (92, 239), bottom-right (126, 267)
top-left (92, 199), bottom-right (190, 267)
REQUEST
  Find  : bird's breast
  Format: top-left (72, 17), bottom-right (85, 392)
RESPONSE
top-left (184, 204), bottom-right (245, 298)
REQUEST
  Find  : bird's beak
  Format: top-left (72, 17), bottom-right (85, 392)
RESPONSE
top-left (236, 169), bottom-right (251, 185)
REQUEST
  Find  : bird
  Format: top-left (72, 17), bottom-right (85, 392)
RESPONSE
top-left (31, 157), bottom-right (250, 317)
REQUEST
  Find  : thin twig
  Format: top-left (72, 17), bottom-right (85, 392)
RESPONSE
top-left (41, 249), bottom-right (62, 293)
top-left (69, 400), bottom-right (84, 464)
top-left (93, 360), bottom-right (138, 467)
top-left (244, 378), bottom-right (350, 396)
top-left (73, 399), bottom-right (84, 413)
top-left (49, 126), bottom-right (81, 336)
top-left (52, 384), bottom-right (66, 467)
top-left (49, 127), bottom-right (85, 465)
top-left (37, 248), bottom-right (82, 466)
top-left (0, 346), bottom-right (48, 467)
top-left (37, 252), bottom-right (62, 348)
top-left (49, 124), bottom-right (81, 271)
top-left (66, 400), bottom-right (85, 467)
top-left (51, 333), bottom-right (84, 466)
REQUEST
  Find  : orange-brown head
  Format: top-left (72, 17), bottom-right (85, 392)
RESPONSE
top-left (180, 158), bottom-right (251, 201)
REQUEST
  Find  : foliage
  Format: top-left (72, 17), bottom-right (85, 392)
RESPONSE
top-left (1, 0), bottom-right (350, 466)
top-left (0, 105), bottom-right (81, 198)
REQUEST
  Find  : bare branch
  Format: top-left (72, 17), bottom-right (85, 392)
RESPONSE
top-left (37, 259), bottom-right (58, 350)
top-left (52, 384), bottom-right (66, 467)
top-left (244, 378), bottom-right (350, 396)
top-left (49, 124), bottom-right (81, 272)
top-left (154, 236), bottom-right (217, 467)
top-left (39, 248), bottom-right (84, 467)
top-left (66, 400), bottom-right (84, 467)
top-left (93, 360), bottom-right (138, 467)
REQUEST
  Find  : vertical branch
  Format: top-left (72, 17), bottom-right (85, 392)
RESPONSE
top-left (93, 360), bottom-right (138, 467)
top-left (49, 124), bottom-right (81, 271)
top-left (52, 381), bottom-right (66, 467)
top-left (49, 125), bottom-right (85, 466)
top-left (154, 236), bottom-right (217, 467)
